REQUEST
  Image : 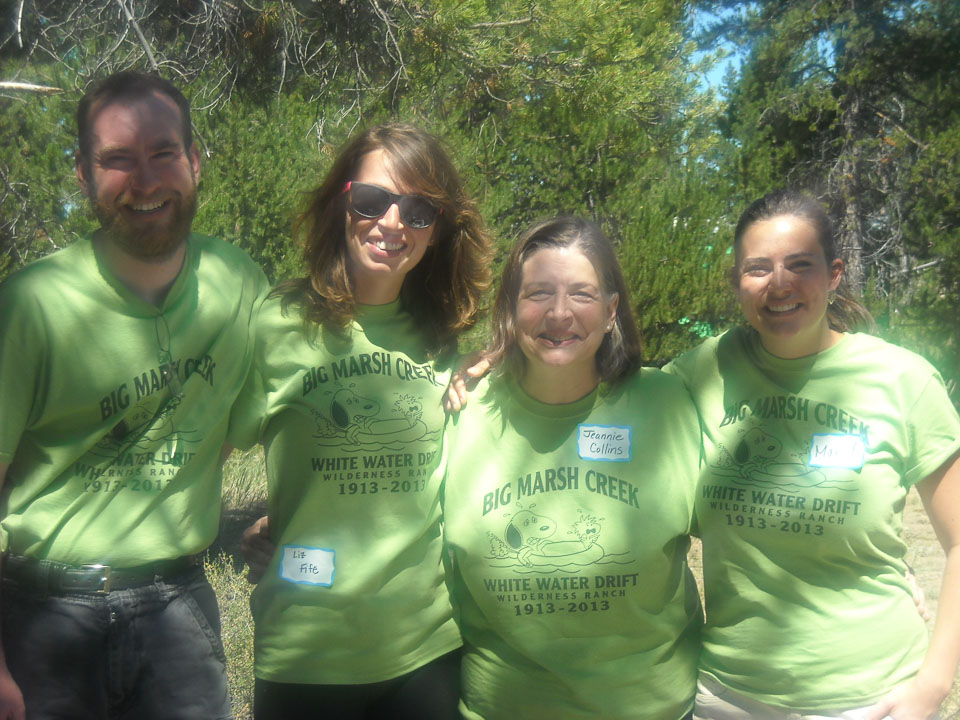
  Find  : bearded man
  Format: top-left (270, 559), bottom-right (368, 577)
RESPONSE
top-left (0, 71), bottom-right (268, 719)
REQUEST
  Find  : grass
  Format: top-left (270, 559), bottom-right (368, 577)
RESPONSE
top-left (221, 446), bottom-right (269, 510)
top-left (206, 552), bottom-right (256, 720)
top-left (208, 446), bottom-right (268, 720)
top-left (210, 450), bottom-right (960, 719)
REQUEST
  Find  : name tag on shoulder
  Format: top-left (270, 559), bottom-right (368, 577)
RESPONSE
top-left (578, 424), bottom-right (631, 462)
top-left (808, 434), bottom-right (865, 469)
top-left (279, 545), bottom-right (335, 586)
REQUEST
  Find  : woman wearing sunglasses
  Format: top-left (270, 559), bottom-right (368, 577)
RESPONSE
top-left (229, 123), bottom-right (493, 719)
top-left (442, 217), bottom-right (702, 719)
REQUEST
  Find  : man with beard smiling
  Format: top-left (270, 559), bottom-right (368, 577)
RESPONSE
top-left (0, 71), bottom-right (268, 719)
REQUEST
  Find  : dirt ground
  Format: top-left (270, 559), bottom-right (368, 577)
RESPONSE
top-left (686, 488), bottom-right (959, 718)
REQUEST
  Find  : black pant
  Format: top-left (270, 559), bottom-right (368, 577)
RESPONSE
top-left (254, 648), bottom-right (461, 720)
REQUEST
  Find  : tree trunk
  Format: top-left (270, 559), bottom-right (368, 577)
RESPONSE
top-left (837, 88), bottom-right (865, 297)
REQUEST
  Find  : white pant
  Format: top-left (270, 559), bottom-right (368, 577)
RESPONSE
top-left (693, 675), bottom-right (896, 720)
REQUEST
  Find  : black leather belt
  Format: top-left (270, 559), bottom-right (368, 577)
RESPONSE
top-left (2, 554), bottom-right (200, 594)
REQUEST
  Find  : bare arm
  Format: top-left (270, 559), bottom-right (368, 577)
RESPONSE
top-left (0, 463), bottom-right (27, 720)
top-left (866, 451), bottom-right (960, 720)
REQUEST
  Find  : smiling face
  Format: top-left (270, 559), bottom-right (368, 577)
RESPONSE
top-left (344, 149), bottom-right (436, 304)
top-left (516, 246), bottom-right (618, 402)
top-left (736, 214), bottom-right (843, 358)
top-left (77, 91), bottom-right (199, 262)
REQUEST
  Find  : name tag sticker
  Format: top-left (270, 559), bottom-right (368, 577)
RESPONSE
top-left (279, 545), bottom-right (335, 586)
top-left (578, 424), bottom-right (631, 462)
top-left (809, 434), bottom-right (865, 469)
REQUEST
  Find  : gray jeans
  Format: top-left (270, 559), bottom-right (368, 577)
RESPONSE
top-left (1, 566), bottom-right (231, 720)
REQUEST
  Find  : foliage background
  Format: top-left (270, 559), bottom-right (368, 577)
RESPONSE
top-left (5, 1), bottom-right (957, 376)
top-left (4, 2), bottom-right (960, 715)
top-left (5, 1), bottom-right (957, 380)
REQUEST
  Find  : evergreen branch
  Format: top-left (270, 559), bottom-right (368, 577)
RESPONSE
top-left (873, 109), bottom-right (926, 151)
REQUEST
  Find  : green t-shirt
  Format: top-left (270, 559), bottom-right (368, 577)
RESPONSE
top-left (667, 327), bottom-right (960, 711)
top-left (0, 234), bottom-right (268, 565)
top-left (229, 297), bottom-right (460, 684)
top-left (442, 370), bottom-right (703, 720)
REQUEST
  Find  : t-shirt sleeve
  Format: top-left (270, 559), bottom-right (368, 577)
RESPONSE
top-left (661, 337), bottom-right (712, 396)
top-left (903, 371), bottom-right (960, 487)
top-left (226, 291), bottom-right (271, 450)
top-left (673, 382), bottom-right (705, 534)
top-left (658, 358), bottom-right (708, 470)
top-left (643, 370), bottom-right (702, 535)
top-left (661, 351), bottom-right (711, 537)
top-left (660, 357), bottom-right (680, 379)
top-left (227, 362), bottom-right (267, 450)
top-left (0, 281), bottom-right (44, 463)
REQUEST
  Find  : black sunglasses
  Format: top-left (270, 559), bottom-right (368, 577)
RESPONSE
top-left (343, 181), bottom-right (442, 229)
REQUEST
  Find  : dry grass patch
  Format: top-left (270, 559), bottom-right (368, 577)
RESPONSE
top-left (210, 446), bottom-right (268, 720)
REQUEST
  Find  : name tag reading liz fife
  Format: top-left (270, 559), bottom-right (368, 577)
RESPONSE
top-left (809, 434), bottom-right (866, 469)
top-left (578, 424), bottom-right (631, 462)
top-left (280, 545), bottom-right (335, 586)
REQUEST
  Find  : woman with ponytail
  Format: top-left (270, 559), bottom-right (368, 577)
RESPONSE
top-left (667, 189), bottom-right (960, 720)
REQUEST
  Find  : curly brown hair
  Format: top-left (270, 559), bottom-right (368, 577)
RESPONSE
top-left (276, 123), bottom-right (494, 357)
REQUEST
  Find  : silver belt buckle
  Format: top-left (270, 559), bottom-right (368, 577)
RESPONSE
top-left (81, 564), bottom-right (112, 594)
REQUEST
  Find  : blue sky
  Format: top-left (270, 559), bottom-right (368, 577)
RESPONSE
top-left (689, 5), bottom-right (748, 95)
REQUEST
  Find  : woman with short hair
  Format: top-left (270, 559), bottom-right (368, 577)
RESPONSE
top-left (442, 216), bottom-right (702, 719)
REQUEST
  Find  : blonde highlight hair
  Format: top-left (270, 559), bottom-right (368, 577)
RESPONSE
top-left (487, 216), bottom-right (643, 385)
top-left (275, 124), bottom-right (494, 357)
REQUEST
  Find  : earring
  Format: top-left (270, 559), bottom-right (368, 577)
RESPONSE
top-left (827, 291), bottom-right (836, 305)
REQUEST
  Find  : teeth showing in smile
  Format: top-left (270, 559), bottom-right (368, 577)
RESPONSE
top-left (768, 303), bottom-right (799, 313)
top-left (374, 239), bottom-right (404, 251)
top-left (541, 334), bottom-right (578, 345)
top-left (130, 201), bottom-right (165, 212)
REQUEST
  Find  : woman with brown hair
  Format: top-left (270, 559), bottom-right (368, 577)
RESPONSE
top-left (229, 123), bottom-right (492, 719)
top-left (442, 216), bottom-right (703, 719)
top-left (668, 189), bottom-right (960, 720)
top-left (445, 195), bottom-right (960, 719)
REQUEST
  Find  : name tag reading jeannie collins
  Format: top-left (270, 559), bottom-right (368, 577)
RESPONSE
top-left (578, 424), bottom-right (631, 462)
top-left (280, 545), bottom-right (335, 586)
